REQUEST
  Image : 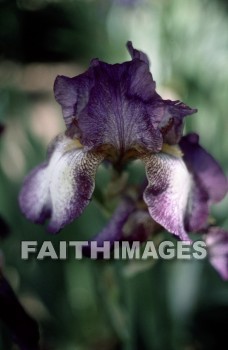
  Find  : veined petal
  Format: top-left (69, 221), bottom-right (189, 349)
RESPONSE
top-left (205, 227), bottom-right (228, 280)
top-left (19, 134), bottom-right (103, 233)
top-left (180, 133), bottom-right (228, 202)
top-left (54, 42), bottom-right (196, 155)
top-left (142, 152), bottom-right (192, 241)
top-left (60, 56), bottom-right (162, 153)
top-left (54, 69), bottom-right (93, 128)
top-left (77, 62), bottom-right (163, 152)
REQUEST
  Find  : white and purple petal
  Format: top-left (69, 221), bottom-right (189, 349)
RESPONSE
top-left (19, 134), bottom-right (103, 233)
top-left (142, 152), bottom-right (192, 241)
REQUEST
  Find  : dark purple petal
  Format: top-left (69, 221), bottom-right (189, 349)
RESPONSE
top-left (127, 40), bottom-right (150, 65)
top-left (0, 272), bottom-right (39, 350)
top-left (19, 134), bottom-right (103, 233)
top-left (205, 227), bottom-right (228, 280)
top-left (180, 133), bottom-right (227, 232)
top-left (54, 68), bottom-right (94, 128)
top-left (142, 152), bottom-right (191, 241)
top-left (184, 178), bottom-right (209, 232)
top-left (78, 59), bottom-right (163, 152)
top-left (123, 210), bottom-right (160, 243)
top-left (54, 42), bottom-right (196, 154)
top-left (83, 198), bottom-right (159, 258)
top-left (149, 100), bottom-right (197, 145)
top-left (180, 133), bottom-right (228, 202)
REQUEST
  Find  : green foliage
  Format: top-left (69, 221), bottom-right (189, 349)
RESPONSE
top-left (0, 0), bottom-right (227, 349)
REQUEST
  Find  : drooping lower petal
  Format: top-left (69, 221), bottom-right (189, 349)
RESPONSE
top-left (19, 134), bottom-right (103, 233)
top-left (180, 133), bottom-right (228, 202)
top-left (205, 227), bottom-right (228, 280)
top-left (184, 178), bottom-right (209, 232)
top-left (142, 152), bottom-right (192, 240)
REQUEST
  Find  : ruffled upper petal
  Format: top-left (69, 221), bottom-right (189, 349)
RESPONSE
top-left (54, 42), bottom-right (196, 155)
top-left (180, 133), bottom-right (228, 203)
top-left (127, 40), bottom-right (150, 65)
top-left (148, 100), bottom-right (197, 145)
top-left (19, 134), bottom-right (103, 233)
top-left (77, 60), bottom-right (163, 152)
top-left (54, 69), bottom-right (93, 129)
top-left (142, 152), bottom-right (192, 241)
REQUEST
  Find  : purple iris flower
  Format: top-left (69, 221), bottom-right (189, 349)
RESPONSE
top-left (19, 42), bottom-right (227, 247)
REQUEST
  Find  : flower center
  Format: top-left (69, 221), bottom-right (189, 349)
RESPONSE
top-left (161, 144), bottom-right (183, 158)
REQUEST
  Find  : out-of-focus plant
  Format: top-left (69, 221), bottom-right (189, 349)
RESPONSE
top-left (0, 0), bottom-right (228, 349)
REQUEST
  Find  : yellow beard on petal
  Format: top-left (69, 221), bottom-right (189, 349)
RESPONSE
top-left (161, 144), bottom-right (183, 158)
top-left (65, 138), bottom-right (84, 152)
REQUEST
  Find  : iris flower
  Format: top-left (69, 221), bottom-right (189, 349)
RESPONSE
top-left (19, 42), bottom-right (227, 245)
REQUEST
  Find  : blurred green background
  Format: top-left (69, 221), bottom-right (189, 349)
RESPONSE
top-left (0, 0), bottom-right (228, 349)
